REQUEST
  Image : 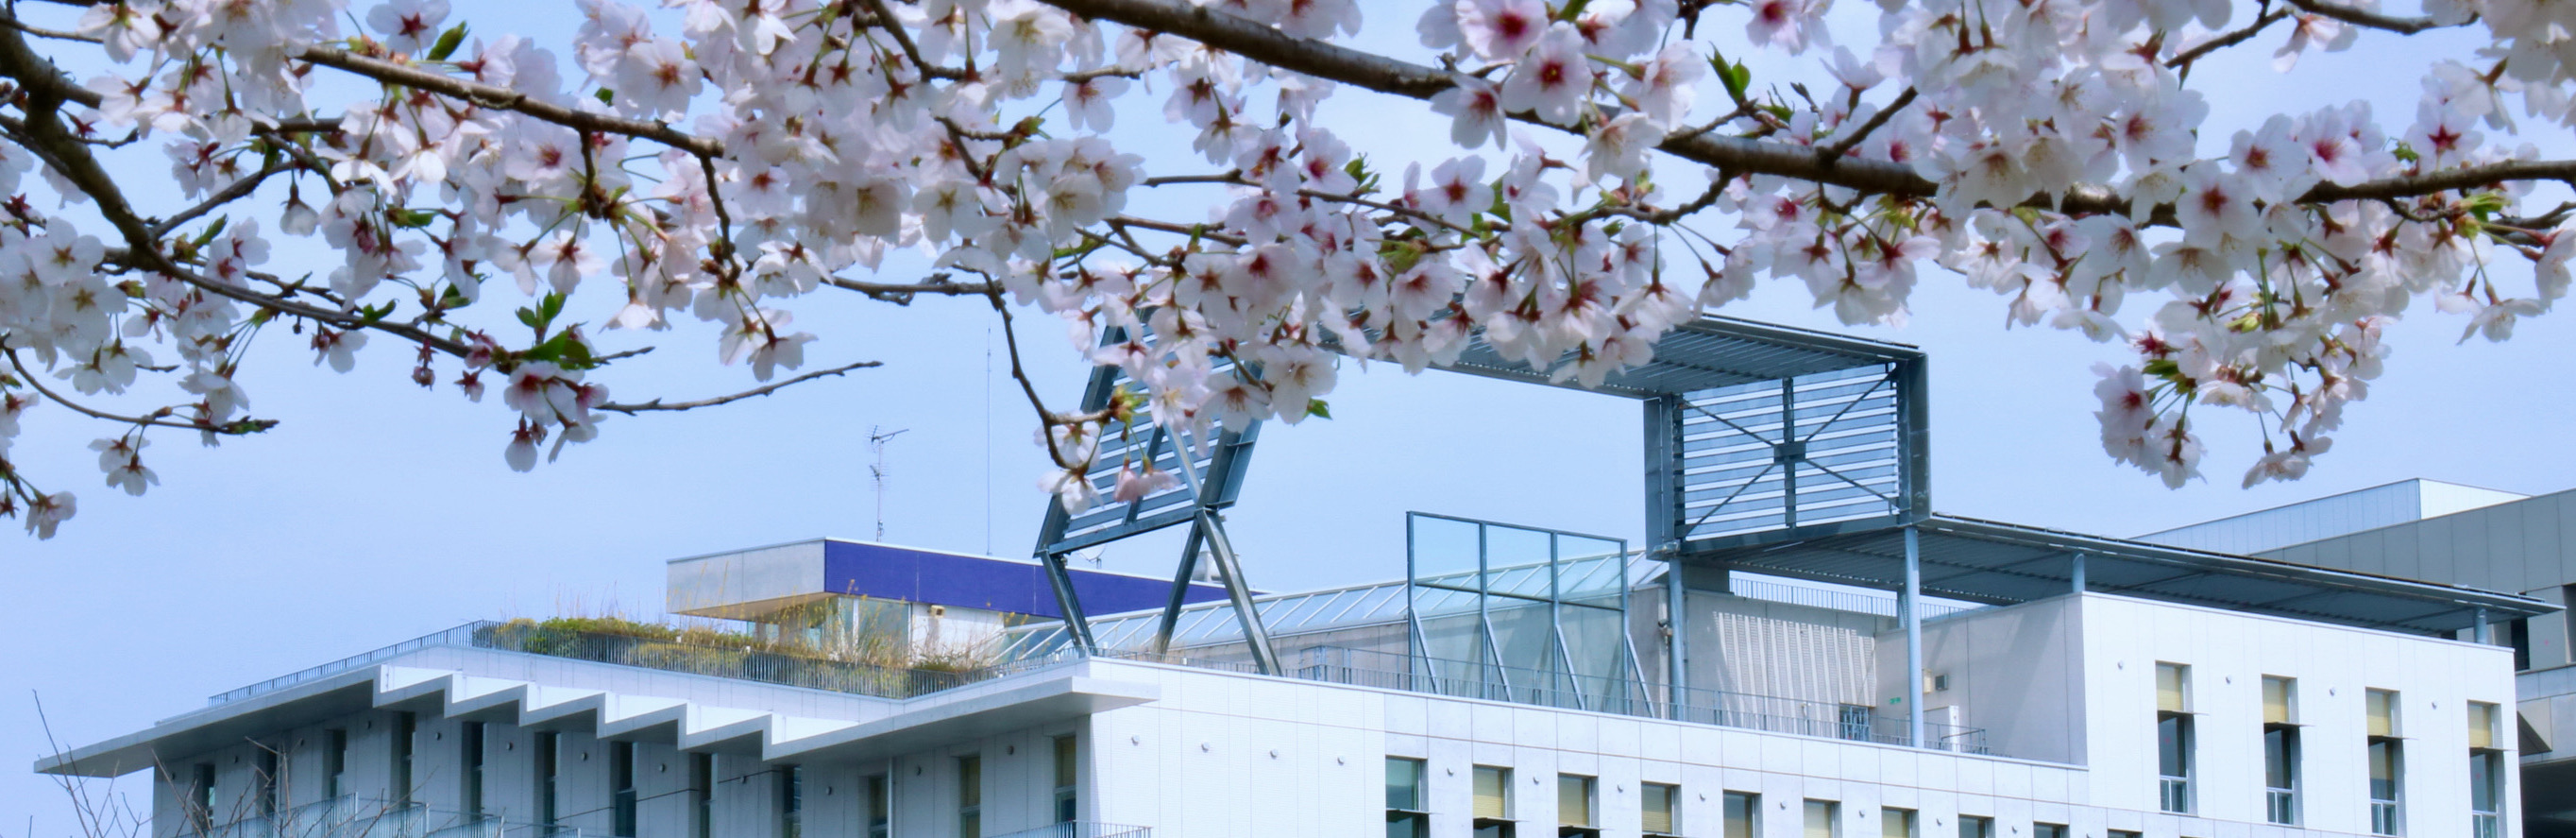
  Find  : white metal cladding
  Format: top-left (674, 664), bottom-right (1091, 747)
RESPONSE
top-left (1675, 363), bottom-right (1911, 546)
top-left (1709, 610), bottom-right (1877, 707)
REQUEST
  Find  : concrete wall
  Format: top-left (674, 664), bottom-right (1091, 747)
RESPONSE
top-left (2079, 592), bottom-right (2519, 836)
top-left (1875, 596), bottom-right (2086, 765)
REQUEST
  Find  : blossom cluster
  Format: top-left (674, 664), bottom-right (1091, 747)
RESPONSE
top-left (0, 0), bottom-right (2566, 537)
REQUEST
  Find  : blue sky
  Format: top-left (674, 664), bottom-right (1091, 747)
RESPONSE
top-left (8, 2), bottom-right (2576, 833)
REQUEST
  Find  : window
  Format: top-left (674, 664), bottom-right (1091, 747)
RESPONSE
top-left (325, 728), bottom-right (348, 800)
top-left (535, 732), bottom-right (560, 826)
top-left (1803, 800), bottom-right (1839, 838)
top-left (865, 775), bottom-right (890, 838)
top-left (958, 755), bottom-right (983, 838)
top-left (1558, 775), bottom-right (1598, 835)
top-left (1473, 766), bottom-right (1514, 838)
top-left (2033, 825), bottom-right (2067, 838)
top-left (1641, 783), bottom-right (1679, 837)
top-left (2471, 702), bottom-right (2504, 838)
top-left (2262, 676), bottom-right (2299, 826)
top-left (2156, 662), bottom-right (2193, 813)
top-left (189, 763), bottom-right (216, 834)
top-left (2109, 831), bottom-right (2143, 838)
top-left (393, 712), bottom-right (416, 807)
top-left (2367, 689), bottom-right (2402, 836)
top-left (1386, 758), bottom-right (1428, 838)
top-left (2509, 619), bottom-right (2534, 671)
top-left (779, 764), bottom-right (803, 838)
top-left (611, 742), bottom-right (637, 838)
top-left (1054, 736), bottom-right (1078, 824)
top-left (1957, 815), bottom-right (1993, 838)
top-left (463, 722), bottom-right (486, 819)
top-left (1722, 792), bottom-right (1758, 838)
top-left (1880, 807), bottom-right (1916, 838)
top-left (690, 753), bottom-right (713, 838)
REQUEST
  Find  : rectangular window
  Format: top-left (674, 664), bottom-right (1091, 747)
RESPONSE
top-left (1386, 758), bottom-right (1428, 838)
top-left (2263, 676), bottom-right (2298, 826)
top-left (325, 729), bottom-right (348, 801)
top-left (1559, 775), bottom-right (1598, 833)
top-left (1472, 766), bottom-right (1513, 838)
top-left (1957, 815), bottom-right (1993, 838)
top-left (1880, 807), bottom-right (1915, 838)
top-left (2472, 701), bottom-right (2504, 838)
top-left (865, 775), bottom-right (890, 838)
top-left (779, 764), bottom-right (803, 838)
top-left (2109, 831), bottom-right (2142, 838)
top-left (535, 731), bottom-right (559, 826)
top-left (1803, 800), bottom-right (1838, 838)
top-left (1722, 792), bottom-right (1758, 838)
top-left (463, 722), bottom-right (485, 819)
top-left (1054, 736), bottom-right (1078, 824)
top-left (611, 742), bottom-right (637, 838)
top-left (958, 755), bottom-right (982, 838)
top-left (2367, 688), bottom-right (2402, 836)
top-left (1641, 783), bottom-right (1678, 837)
top-left (2510, 618), bottom-right (2533, 671)
top-left (189, 763), bottom-right (216, 834)
top-left (2032, 825), bottom-right (2066, 838)
top-left (690, 753), bottom-right (713, 838)
top-left (393, 712), bottom-right (416, 808)
top-left (2156, 662), bottom-right (2192, 814)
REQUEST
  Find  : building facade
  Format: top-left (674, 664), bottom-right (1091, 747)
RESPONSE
top-left (36, 318), bottom-right (2551, 838)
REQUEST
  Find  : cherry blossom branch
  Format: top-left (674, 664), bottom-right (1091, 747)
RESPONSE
top-left (1143, 171), bottom-right (1472, 233)
top-left (2167, 9), bottom-right (2291, 70)
top-left (1110, 214), bottom-right (1248, 246)
top-left (149, 158), bottom-right (295, 240)
top-left (1816, 87), bottom-right (1915, 164)
top-left (2280, 0), bottom-right (2466, 33)
top-left (594, 360), bottom-right (882, 415)
top-left (292, 46), bottom-right (723, 158)
top-left (858, 0), bottom-right (971, 80)
top-left (3, 350), bottom-right (271, 435)
top-left (1033, 0), bottom-right (2566, 216)
top-left (822, 275), bottom-right (1002, 303)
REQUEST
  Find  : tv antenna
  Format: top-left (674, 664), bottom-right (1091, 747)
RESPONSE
top-left (868, 426), bottom-right (910, 541)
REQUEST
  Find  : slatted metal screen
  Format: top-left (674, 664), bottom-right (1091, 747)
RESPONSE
top-left (1664, 361), bottom-right (1926, 552)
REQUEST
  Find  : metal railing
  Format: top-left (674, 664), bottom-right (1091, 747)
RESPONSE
top-left (1294, 646), bottom-right (1991, 755)
top-left (989, 823), bottom-right (1152, 838)
top-left (177, 797), bottom-right (589, 838)
top-left (212, 626), bottom-right (485, 705)
top-left (2158, 777), bottom-right (2190, 813)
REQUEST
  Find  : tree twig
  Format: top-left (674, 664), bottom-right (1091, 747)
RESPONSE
top-left (1815, 87), bottom-right (1915, 164)
top-left (596, 360), bottom-right (881, 414)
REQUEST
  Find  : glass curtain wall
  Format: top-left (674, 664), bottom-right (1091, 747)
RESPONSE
top-left (1405, 513), bottom-right (1644, 712)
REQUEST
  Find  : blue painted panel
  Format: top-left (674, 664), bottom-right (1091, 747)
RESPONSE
top-left (821, 540), bottom-right (1229, 619)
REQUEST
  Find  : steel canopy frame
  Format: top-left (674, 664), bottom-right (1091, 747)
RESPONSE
top-left (1030, 315), bottom-right (1929, 710)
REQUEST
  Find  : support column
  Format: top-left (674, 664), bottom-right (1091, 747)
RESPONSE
top-left (1040, 552), bottom-right (1098, 655)
top-left (2071, 553), bottom-right (2088, 595)
top-left (1643, 395), bottom-right (1687, 717)
top-left (2476, 607), bottom-right (2494, 645)
top-left (1195, 507), bottom-right (1282, 675)
top-left (1151, 522), bottom-right (1208, 655)
top-left (1904, 526), bottom-right (1926, 750)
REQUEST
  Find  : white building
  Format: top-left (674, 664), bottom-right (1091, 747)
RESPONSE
top-left (35, 318), bottom-right (2552, 838)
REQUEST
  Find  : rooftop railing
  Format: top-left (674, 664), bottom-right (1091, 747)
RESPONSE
top-left (176, 797), bottom-right (588, 838)
top-left (1295, 646), bottom-right (1991, 756)
top-left (990, 823), bottom-right (1153, 838)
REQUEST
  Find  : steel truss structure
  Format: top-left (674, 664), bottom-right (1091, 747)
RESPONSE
top-left (1028, 316), bottom-right (2553, 744)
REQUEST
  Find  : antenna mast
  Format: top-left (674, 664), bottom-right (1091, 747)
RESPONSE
top-left (868, 426), bottom-right (910, 541)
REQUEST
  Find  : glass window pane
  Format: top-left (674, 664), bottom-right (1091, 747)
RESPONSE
top-left (2367, 690), bottom-right (2398, 738)
top-left (1724, 793), bottom-right (1757, 838)
top-left (1558, 776), bottom-right (1593, 827)
top-left (1880, 808), bottom-right (1914, 838)
top-left (2469, 702), bottom-right (2499, 749)
top-left (2262, 676), bottom-right (2293, 724)
top-left (1642, 784), bottom-right (1676, 835)
top-left (2156, 663), bottom-right (2187, 712)
top-left (1804, 800), bottom-right (1838, 838)
top-left (1386, 758), bottom-right (1424, 811)
top-left (1473, 766), bottom-right (1510, 819)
